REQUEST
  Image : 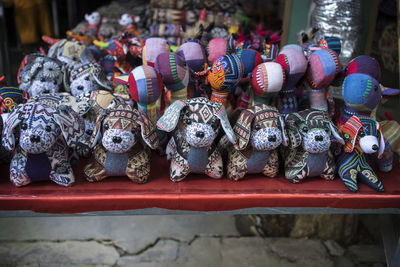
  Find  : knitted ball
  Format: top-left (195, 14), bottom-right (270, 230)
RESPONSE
top-left (281, 44), bottom-right (302, 52)
top-left (155, 52), bottom-right (189, 92)
top-left (345, 55), bottom-right (381, 80)
top-left (128, 65), bottom-right (163, 104)
top-left (207, 54), bottom-right (243, 91)
top-left (306, 49), bottom-right (341, 89)
top-left (276, 48), bottom-right (307, 87)
top-left (235, 49), bottom-right (263, 77)
top-left (142, 38), bottom-right (170, 67)
top-left (251, 62), bottom-right (285, 96)
top-left (207, 38), bottom-right (229, 64)
top-left (301, 43), bottom-right (321, 60)
top-left (342, 73), bottom-right (381, 112)
top-left (176, 42), bottom-right (206, 72)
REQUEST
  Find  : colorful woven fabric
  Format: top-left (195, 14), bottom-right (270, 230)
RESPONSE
top-left (194, 0), bottom-right (237, 13)
top-left (150, 23), bottom-right (183, 37)
top-left (142, 38), bottom-right (170, 67)
top-left (208, 54), bottom-right (243, 92)
top-left (207, 38), bottom-right (229, 63)
top-left (345, 55), bottom-right (381, 80)
top-left (381, 120), bottom-right (400, 160)
top-left (155, 52), bottom-right (189, 92)
top-left (306, 49), bottom-right (341, 89)
top-left (0, 87), bottom-right (28, 114)
top-left (150, 0), bottom-right (192, 9)
top-left (251, 62), bottom-right (285, 97)
top-left (319, 36), bottom-right (341, 55)
top-left (152, 8), bottom-right (197, 25)
top-left (235, 49), bottom-right (263, 77)
top-left (177, 42), bottom-right (206, 72)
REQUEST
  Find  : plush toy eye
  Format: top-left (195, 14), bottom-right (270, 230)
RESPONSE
top-left (131, 127), bottom-right (138, 134)
top-left (104, 123), bottom-right (109, 130)
top-left (85, 76), bottom-right (90, 81)
top-left (325, 127), bottom-right (330, 133)
top-left (302, 126), bottom-right (309, 132)
top-left (54, 80), bottom-right (57, 85)
top-left (45, 125), bottom-right (52, 132)
top-left (86, 129), bottom-right (93, 136)
top-left (186, 118), bottom-right (192, 125)
top-left (21, 123), bottom-right (27, 130)
top-left (40, 77), bottom-right (45, 82)
top-left (254, 124), bottom-right (261, 131)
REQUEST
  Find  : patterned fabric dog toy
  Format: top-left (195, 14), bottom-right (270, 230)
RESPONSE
top-left (337, 115), bottom-right (388, 192)
top-left (2, 103), bottom-right (85, 187)
top-left (157, 97), bottom-right (236, 182)
top-left (227, 104), bottom-right (288, 181)
top-left (84, 102), bottom-right (159, 183)
top-left (283, 109), bottom-right (344, 183)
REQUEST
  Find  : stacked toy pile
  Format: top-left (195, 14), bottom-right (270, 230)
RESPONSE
top-left (1, 10), bottom-right (399, 194)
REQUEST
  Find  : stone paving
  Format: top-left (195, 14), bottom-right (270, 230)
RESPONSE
top-left (0, 215), bottom-right (386, 266)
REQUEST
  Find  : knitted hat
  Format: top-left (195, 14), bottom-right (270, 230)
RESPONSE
top-left (251, 62), bottom-right (285, 96)
top-left (235, 49), bottom-right (263, 77)
top-left (128, 65), bottom-right (163, 104)
top-left (207, 54), bottom-right (243, 92)
top-left (155, 52), bottom-right (189, 92)
top-left (142, 38), bottom-right (170, 67)
top-left (276, 48), bottom-right (307, 88)
top-left (177, 42), bottom-right (206, 72)
top-left (306, 49), bottom-right (341, 89)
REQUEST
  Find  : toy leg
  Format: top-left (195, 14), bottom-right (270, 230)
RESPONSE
top-left (126, 149), bottom-right (151, 183)
top-left (320, 151), bottom-right (336, 180)
top-left (284, 150), bottom-right (307, 183)
top-left (84, 160), bottom-right (108, 182)
top-left (170, 152), bottom-right (190, 182)
top-left (337, 153), bottom-right (359, 192)
top-left (205, 149), bottom-right (223, 179)
top-left (262, 150), bottom-right (279, 178)
top-left (49, 160), bottom-right (75, 187)
top-left (227, 149), bottom-right (247, 181)
top-left (358, 155), bottom-right (384, 192)
top-left (9, 149), bottom-right (30, 187)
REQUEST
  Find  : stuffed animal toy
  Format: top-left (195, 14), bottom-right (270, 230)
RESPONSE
top-left (84, 102), bottom-right (159, 183)
top-left (283, 109), bottom-right (344, 183)
top-left (250, 62), bottom-right (285, 106)
top-left (235, 49), bottom-right (263, 79)
top-left (226, 104), bottom-right (288, 181)
top-left (155, 52), bottom-right (189, 103)
top-left (47, 39), bottom-right (93, 65)
top-left (2, 102), bottom-right (85, 187)
top-left (157, 97), bottom-right (236, 182)
top-left (305, 48), bottom-right (341, 113)
top-left (276, 46), bottom-right (308, 115)
top-left (337, 115), bottom-right (388, 192)
top-left (118, 13), bottom-right (140, 36)
top-left (83, 12), bottom-right (102, 39)
top-left (18, 56), bottom-right (65, 96)
top-left (64, 62), bottom-right (112, 96)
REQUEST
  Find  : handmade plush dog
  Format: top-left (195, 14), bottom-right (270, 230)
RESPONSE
top-left (337, 115), bottom-right (389, 192)
top-left (157, 97), bottom-right (236, 182)
top-left (227, 105), bottom-right (288, 181)
top-left (84, 102), bottom-right (159, 183)
top-left (19, 56), bottom-right (65, 96)
top-left (283, 109), bottom-right (344, 183)
top-left (2, 103), bottom-right (85, 187)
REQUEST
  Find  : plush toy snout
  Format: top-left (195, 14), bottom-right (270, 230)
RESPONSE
top-left (185, 122), bottom-right (216, 148)
top-left (102, 128), bottom-right (135, 153)
top-left (302, 129), bottom-right (331, 154)
top-left (251, 127), bottom-right (282, 151)
top-left (359, 135), bottom-right (379, 154)
top-left (20, 124), bottom-right (60, 154)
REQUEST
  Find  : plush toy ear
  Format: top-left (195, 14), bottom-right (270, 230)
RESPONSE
top-left (2, 105), bottom-right (24, 151)
top-left (341, 115), bottom-right (363, 153)
top-left (157, 100), bottom-right (187, 132)
top-left (137, 111), bottom-right (159, 149)
top-left (233, 109), bottom-right (255, 150)
top-left (377, 122), bottom-right (385, 158)
top-left (53, 105), bottom-right (85, 149)
top-left (329, 122), bottom-right (345, 145)
top-left (214, 102), bottom-right (236, 144)
top-left (278, 115), bottom-right (288, 146)
top-left (92, 65), bottom-right (112, 90)
top-left (63, 64), bottom-right (71, 92)
top-left (90, 110), bottom-right (108, 148)
top-left (284, 114), bottom-right (302, 148)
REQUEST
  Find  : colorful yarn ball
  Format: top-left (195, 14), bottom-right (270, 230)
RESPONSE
top-left (207, 38), bottom-right (229, 64)
top-left (342, 73), bottom-right (381, 112)
top-left (345, 55), bottom-right (381, 80)
top-left (207, 54), bottom-right (243, 92)
top-left (155, 52), bottom-right (189, 92)
top-left (142, 38), bottom-right (170, 67)
top-left (177, 42), bottom-right (206, 72)
top-left (251, 62), bottom-right (285, 96)
top-left (235, 49), bottom-right (263, 77)
top-left (281, 44), bottom-right (302, 52)
top-left (128, 65), bottom-right (163, 104)
top-left (306, 49), bottom-right (341, 89)
top-left (276, 48), bottom-right (307, 87)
